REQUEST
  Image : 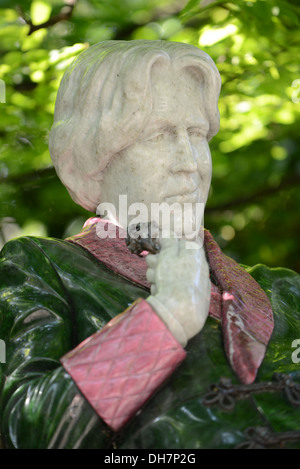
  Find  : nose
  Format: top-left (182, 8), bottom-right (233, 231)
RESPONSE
top-left (170, 128), bottom-right (198, 174)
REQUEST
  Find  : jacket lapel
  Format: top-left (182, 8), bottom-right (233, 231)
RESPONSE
top-left (67, 218), bottom-right (274, 384)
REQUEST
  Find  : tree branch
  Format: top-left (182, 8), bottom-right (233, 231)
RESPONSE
top-left (2, 168), bottom-right (299, 210)
top-left (206, 174), bottom-right (300, 213)
top-left (0, 167), bottom-right (57, 186)
top-left (17, 0), bottom-right (76, 36)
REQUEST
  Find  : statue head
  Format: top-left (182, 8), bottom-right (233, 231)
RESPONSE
top-left (49, 40), bottom-right (221, 235)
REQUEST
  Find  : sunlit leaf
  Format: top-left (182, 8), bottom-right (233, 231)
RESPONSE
top-left (30, 1), bottom-right (52, 25)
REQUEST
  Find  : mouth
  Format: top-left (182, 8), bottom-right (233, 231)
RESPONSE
top-left (164, 173), bottom-right (202, 203)
top-left (165, 187), bottom-right (200, 204)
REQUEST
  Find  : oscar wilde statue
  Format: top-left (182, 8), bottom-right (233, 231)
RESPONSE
top-left (0, 40), bottom-right (299, 449)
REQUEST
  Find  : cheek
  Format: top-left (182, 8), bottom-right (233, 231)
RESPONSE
top-left (194, 142), bottom-right (212, 175)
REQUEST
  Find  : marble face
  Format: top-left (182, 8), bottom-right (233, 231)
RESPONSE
top-left (100, 61), bottom-right (212, 238)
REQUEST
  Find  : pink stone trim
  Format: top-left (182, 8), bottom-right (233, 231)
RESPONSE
top-left (60, 299), bottom-right (186, 432)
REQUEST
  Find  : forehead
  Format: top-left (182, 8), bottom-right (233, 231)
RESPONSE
top-left (148, 61), bottom-right (207, 127)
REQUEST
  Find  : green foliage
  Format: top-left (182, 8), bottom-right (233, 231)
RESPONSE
top-left (0, 0), bottom-right (299, 271)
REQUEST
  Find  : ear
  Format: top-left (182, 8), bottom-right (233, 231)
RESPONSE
top-left (55, 150), bottom-right (100, 212)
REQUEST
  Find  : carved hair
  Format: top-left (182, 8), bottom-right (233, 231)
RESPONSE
top-left (49, 40), bottom-right (221, 211)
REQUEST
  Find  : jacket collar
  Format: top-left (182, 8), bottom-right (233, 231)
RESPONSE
top-left (66, 217), bottom-right (274, 385)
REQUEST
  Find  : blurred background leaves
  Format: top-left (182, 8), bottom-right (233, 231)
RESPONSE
top-left (0, 0), bottom-right (299, 272)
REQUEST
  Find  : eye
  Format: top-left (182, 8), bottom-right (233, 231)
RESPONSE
top-left (144, 126), bottom-right (174, 143)
top-left (145, 132), bottom-right (165, 142)
top-left (187, 127), bottom-right (207, 139)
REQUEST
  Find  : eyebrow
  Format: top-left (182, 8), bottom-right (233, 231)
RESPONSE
top-left (186, 119), bottom-right (210, 130)
top-left (144, 118), bottom-right (210, 135)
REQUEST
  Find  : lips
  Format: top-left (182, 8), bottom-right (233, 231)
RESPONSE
top-left (164, 174), bottom-right (201, 203)
top-left (165, 188), bottom-right (200, 204)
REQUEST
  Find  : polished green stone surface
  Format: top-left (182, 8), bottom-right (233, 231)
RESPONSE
top-left (0, 237), bottom-right (299, 448)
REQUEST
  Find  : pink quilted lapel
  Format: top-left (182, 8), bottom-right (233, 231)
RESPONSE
top-left (66, 217), bottom-right (150, 290)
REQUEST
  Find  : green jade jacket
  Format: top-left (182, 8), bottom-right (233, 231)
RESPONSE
top-left (0, 217), bottom-right (300, 449)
